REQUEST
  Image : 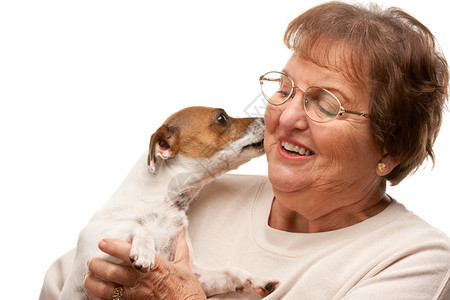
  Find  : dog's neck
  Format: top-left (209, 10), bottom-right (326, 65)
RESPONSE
top-left (127, 153), bottom-right (219, 211)
top-left (157, 155), bottom-right (224, 211)
top-left (120, 150), bottom-right (232, 212)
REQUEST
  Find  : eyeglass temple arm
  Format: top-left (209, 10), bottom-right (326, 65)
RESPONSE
top-left (341, 109), bottom-right (371, 118)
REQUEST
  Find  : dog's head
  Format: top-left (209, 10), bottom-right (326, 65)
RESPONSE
top-left (147, 106), bottom-right (264, 175)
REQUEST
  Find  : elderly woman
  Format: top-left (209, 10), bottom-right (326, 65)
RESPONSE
top-left (41, 2), bottom-right (450, 299)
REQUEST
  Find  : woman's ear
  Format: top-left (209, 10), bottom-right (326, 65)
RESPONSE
top-left (376, 153), bottom-right (401, 177)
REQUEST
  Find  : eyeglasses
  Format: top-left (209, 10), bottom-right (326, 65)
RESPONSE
top-left (259, 71), bottom-right (371, 123)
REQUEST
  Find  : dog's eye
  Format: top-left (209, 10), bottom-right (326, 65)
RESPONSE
top-left (216, 113), bottom-right (228, 126)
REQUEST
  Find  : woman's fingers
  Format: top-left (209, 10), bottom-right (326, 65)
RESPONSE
top-left (173, 228), bottom-right (190, 265)
top-left (87, 257), bottom-right (139, 287)
top-left (98, 239), bottom-right (133, 265)
top-left (97, 229), bottom-right (191, 273)
top-left (85, 233), bottom-right (206, 300)
top-left (84, 271), bottom-right (117, 300)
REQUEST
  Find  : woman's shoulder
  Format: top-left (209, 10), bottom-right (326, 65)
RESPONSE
top-left (347, 199), bottom-right (450, 299)
top-left (371, 199), bottom-right (450, 261)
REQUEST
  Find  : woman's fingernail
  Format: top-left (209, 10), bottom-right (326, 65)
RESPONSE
top-left (99, 239), bottom-right (107, 250)
top-left (82, 272), bottom-right (89, 283)
top-left (86, 259), bottom-right (91, 267)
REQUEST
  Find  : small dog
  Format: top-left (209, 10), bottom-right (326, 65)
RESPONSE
top-left (59, 106), bottom-right (279, 299)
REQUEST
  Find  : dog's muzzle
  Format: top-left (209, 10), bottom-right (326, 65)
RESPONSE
top-left (241, 139), bottom-right (264, 151)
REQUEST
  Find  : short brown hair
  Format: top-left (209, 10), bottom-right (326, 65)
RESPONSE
top-left (284, 1), bottom-right (449, 185)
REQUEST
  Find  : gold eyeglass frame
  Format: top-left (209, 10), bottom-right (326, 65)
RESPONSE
top-left (259, 71), bottom-right (371, 123)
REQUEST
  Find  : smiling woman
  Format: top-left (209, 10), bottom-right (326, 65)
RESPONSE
top-left (283, 1), bottom-right (449, 186)
top-left (36, 1), bottom-right (450, 300)
top-left (263, 55), bottom-right (386, 228)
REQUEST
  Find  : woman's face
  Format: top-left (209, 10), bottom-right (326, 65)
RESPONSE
top-left (264, 54), bottom-right (383, 208)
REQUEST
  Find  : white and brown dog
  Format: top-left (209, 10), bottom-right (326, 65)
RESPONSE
top-left (59, 106), bottom-right (278, 299)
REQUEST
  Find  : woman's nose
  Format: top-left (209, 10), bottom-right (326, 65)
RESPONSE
top-left (279, 90), bottom-right (309, 130)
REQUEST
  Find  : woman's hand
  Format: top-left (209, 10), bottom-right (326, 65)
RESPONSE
top-left (84, 229), bottom-right (206, 300)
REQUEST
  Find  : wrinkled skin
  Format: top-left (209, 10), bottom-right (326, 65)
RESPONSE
top-left (84, 229), bottom-right (206, 300)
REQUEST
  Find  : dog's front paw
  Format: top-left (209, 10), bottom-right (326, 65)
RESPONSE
top-left (129, 239), bottom-right (156, 272)
top-left (237, 278), bottom-right (279, 297)
top-left (196, 265), bottom-right (279, 298)
top-left (129, 252), bottom-right (155, 272)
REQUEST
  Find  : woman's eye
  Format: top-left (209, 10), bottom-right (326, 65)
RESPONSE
top-left (277, 86), bottom-right (291, 98)
top-left (318, 100), bottom-right (339, 117)
top-left (277, 91), bottom-right (290, 98)
top-left (319, 105), bottom-right (336, 117)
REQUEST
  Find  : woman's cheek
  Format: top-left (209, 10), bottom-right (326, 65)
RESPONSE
top-left (264, 105), bottom-right (282, 133)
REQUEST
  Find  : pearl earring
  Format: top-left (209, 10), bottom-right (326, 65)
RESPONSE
top-left (378, 162), bottom-right (386, 173)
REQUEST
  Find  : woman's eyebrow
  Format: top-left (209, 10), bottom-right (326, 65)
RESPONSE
top-left (323, 86), bottom-right (351, 105)
top-left (281, 68), bottom-right (352, 104)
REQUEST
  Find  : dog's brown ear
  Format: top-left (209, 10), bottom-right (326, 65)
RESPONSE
top-left (148, 125), bottom-right (178, 173)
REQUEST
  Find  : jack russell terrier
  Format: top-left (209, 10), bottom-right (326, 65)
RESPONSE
top-left (59, 106), bottom-right (279, 299)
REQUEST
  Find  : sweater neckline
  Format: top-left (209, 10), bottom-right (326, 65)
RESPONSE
top-left (250, 177), bottom-right (403, 257)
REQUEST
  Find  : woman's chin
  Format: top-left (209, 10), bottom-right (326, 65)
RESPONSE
top-left (267, 163), bottom-right (308, 194)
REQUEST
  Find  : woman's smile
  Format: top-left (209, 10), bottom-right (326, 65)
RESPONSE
top-left (277, 137), bottom-right (315, 161)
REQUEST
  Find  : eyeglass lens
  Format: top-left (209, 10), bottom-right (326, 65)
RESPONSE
top-left (260, 72), bottom-right (341, 122)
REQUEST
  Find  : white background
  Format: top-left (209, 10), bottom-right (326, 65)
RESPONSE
top-left (1, 0), bottom-right (449, 298)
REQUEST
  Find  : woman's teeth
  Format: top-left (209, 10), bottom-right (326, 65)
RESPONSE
top-left (281, 141), bottom-right (314, 156)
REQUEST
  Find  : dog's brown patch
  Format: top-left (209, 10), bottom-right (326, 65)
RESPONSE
top-left (148, 106), bottom-right (257, 165)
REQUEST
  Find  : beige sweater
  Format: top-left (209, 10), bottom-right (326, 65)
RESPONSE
top-left (40, 175), bottom-right (450, 299)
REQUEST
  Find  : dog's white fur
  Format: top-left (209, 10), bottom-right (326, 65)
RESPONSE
top-left (59, 107), bottom-right (278, 299)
